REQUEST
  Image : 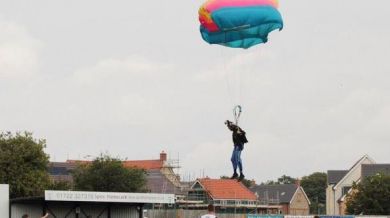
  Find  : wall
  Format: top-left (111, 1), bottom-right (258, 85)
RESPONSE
top-left (326, 184), bottom-right (334, 215)
top-left (289, 188), bottom-right (310, 215)
top-left (0, 184), bottom-right (9, 218)
top-left (148, 209), bottom-right (248, 218)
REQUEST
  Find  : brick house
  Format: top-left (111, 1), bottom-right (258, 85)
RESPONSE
top-left (184, 177), bottom-right (281, 213)
top-left (250, 183), bottom-right (310, 215)
top-left (47, 151), bottom-right (184, 195)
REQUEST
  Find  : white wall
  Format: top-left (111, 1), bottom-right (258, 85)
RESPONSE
top-left (0, 184), bottom-right (9, 218)
top-left (327, 157), bottom-right (375, 215)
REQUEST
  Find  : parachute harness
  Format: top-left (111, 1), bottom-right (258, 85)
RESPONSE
top-left (233, 105), bottom-right (242, 125)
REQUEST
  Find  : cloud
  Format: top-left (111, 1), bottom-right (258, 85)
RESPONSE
top-left (181, 140), bottom-right (232, 180)
top-left (70, 56), bottom-right (181, 126)
top-left (73, 56), bottom-right (174, 85)
top-left (0, 19), bottom-right (41, 77)
top-left (2, 0), bottom-right (390, 183)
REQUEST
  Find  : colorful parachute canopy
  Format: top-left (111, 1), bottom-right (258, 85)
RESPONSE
top-left (199, 0), bottom-right (283, 49)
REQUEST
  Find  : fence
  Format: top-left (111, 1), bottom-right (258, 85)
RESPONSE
top-left (146, 209), bottom-right (247, 218)
top-left (145, 211), bottom-right (390, 218)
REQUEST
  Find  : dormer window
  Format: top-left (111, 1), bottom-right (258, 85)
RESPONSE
top-left (342, 186), bottom-right (351, 196)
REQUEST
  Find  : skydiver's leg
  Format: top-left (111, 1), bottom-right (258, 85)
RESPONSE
top-left (230, 146), bottom-right (239, 179)
top-left (237, 144), bottom-right (245, 182)
top-left (237, 149), bottom-right (243, 174)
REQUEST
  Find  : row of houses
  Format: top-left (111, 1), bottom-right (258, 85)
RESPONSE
top-left (48, 151), bottom-right (311, 215)
top-left (47, 151), bottom-right (390, 215)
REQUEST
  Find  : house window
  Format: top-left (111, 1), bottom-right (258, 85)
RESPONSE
top-left (342, 186), bottom-right (351, 196)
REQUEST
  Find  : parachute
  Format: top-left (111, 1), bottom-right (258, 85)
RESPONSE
top-left (199, 0), bottom-right (283, 49)
top-left (198, 0), bottom-right (283, 124)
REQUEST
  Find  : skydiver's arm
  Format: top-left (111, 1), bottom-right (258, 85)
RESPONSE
top-left (41, 213), bottom-right (49, 218)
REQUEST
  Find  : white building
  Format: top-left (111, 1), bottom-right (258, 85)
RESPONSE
top-left (326, 155), bottom-right (375, 215)
top-left (0, 184), bottom-right (9, 218)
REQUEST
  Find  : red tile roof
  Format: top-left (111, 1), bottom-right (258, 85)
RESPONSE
top-left (66, 159), bottom-right (163, 170)
top-left (122, 160), bottom-right (163, 169)
top-left (196, 178), bottom-right (257, 200)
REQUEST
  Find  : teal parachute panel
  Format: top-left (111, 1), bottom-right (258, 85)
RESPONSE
top-left (199, 0), bottom-right (283, 49)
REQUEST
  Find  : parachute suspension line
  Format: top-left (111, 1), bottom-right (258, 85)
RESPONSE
top-left (240, 46), bottom-right (264, 107)
top-left (250, 46), bottom-right (265, 103)
top-left (233, 105), bottom-right (242, 125)
top-left (240, 50), bottom-right (249, 107)
top-left (221, 32), bottom-right (236, 108)
top-left (221, 46), bottom-right (235, 108)
top-left (239, 50), bottom-right (245, 107)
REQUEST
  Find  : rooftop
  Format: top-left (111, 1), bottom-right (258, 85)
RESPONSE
top-left (250, 184), bottom-right (299, 203)
top-left (195, 178), bottom-right (257, 200)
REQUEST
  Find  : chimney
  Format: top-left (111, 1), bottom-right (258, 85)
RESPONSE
top-left (160, 151), bottom-right (167, 161)
top-left (295, 178), bottom-right (301, 186)
top-left (250, 179), bottom-right (256, 187)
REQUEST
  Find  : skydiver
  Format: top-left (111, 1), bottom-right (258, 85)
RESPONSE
top-left (201, 204), bottom-right (217, 218)
top-left (225, 120), bottom-right (248, 182)
top-left (22, 213), bottom-right (49, 218)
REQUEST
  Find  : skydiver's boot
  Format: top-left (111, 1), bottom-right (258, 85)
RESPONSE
top-left (238, 173), bottom-right (245, 182)
top-left (230, 170), bottom-right (238, 179)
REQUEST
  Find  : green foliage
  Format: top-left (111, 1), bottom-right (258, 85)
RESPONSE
top-left (277, 175), bottom-right (296, 184)
top-left (240, 178), bottom-right (252, 188)
top-left (71, 153), bottom-right (148, 192)
top-left (301, 172), bottom-right (327, 214)
top-left (260, 175), bottom-right (296, 185)
top-left (220, 175), bottom-right (251, 188)
top-left (0, 132), bottom-right (51, 198)
top-left (48, 181), bottom-right (73, 191)
top-left (345, 172), bottom-right (390, 215)
top-left (260, 180), bottom-right (278, 185)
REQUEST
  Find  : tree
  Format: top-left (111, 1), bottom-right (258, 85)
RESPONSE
top-left (346, 172), bottom-right (390, 215)
top-left (301, 172), bottom-right (327, 214)
top-left (48, 181), bottom-right (73, 191)
top-left (260, 175), bottom-right (296, 185)
top-left (71, 153), bottom-right (148, 192)
top-left (0, 132), bottom-right (51, 198)
top-left (220, 175), bottom-right (252, 188)
top-left (260, 180), bottom-right (278, 185)
top-left (277, 175), bottom-right (296, 184)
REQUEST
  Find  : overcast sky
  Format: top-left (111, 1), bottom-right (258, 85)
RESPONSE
top-left (1, 0), bottom-right (390, 183)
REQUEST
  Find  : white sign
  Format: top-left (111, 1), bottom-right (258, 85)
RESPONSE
top-left (0, 184), bottom-right (9, 218)
top-left (357, 217), bottom-right (387, 218)
top-left (285, 216), bottom-right (314, 218)
top-left (45, 190), bottom-right (174, 204)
